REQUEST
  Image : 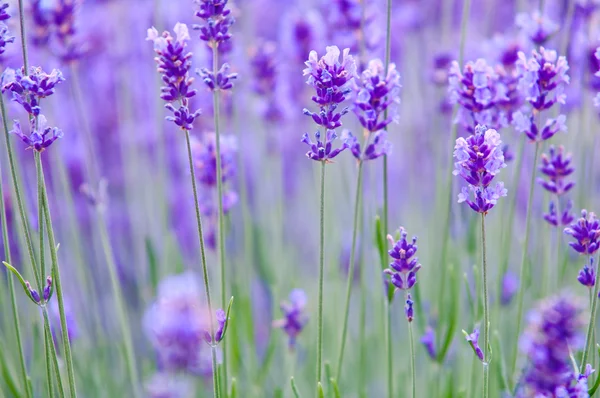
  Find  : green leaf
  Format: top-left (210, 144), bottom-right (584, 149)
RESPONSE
top-left (330, 378), bottom-right (341, 398)
top-left (493, 331), bottom-right (510, 392)
top-left (374, 215), bottom-right (386, 270)
top-left (290, 377), bottom-right (301, 398)
top-left (588, 345), bottom-right (600, 396)
top-left (229, 378), bottom-right (237, 398)
top-left (317, 382), bottom-right (325, 398)
top-left (221, 296), bottom-right (234, 341)
top-left (437, 264), bottom-right (459, 363)
top-left (145, 237), bottom-right (159, 294)
top-left (2, 261), bottom-right (37, 304)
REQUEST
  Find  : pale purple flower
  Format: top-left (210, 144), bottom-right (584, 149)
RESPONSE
top-left (464, 327), bottom-right (484, 362)
top-left (273, 289), bottom-right (308, 349)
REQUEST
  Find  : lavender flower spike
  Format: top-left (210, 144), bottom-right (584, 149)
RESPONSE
top-left (463, 328), bottom-right (484, 363)
top-left (2, 67), bottom-right (65, 116)
top-left (578, 257), bottom-right (596, 288)
top-left (273, 289), bottom-right (309, 349)
top-left (301, 130), bottom-right (348, 162)
top-left (564, 209), bottom-right (600, 255)
top-left (543, 199), bottom-right (574, 227)
top-left (193, 0), bottom-right (235, 47)
top-left (10, 115), bottom-right (63, 152)
top-left (384, 228), bottom-right (421, 291)
top-left (515, 11), bottom-right (558, 46)
top-left (421, 327), bottom-right (437, 359)
top-left (537, 146), bottom-right (575, 196)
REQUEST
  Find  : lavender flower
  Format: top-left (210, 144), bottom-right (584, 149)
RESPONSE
top-left (31, 0), bottom-right (52, 47)
top-left (51, 0), bottom-right (83, 62)
top-left (301, 130), bottom-right (348, 162)
top-left (273, 289), bottom-right (308, 349)
top-left (193, 0), bottom-right (235, 48)
top-left (564, 209), bottom-right (600, 255)
top-left (2, 67), bottom-right (65, 116)
top-left (250, 41), bottom-right (282, 121)
top-left (43, 276), bottom-right (52, 302)
top-left (344, 130), bottom-right (390, 161)
top-left (191, 133), bottom-right (237, 186)
top-left (197, 63), bottom-right (237, 91)
top-left (147, 23), bottom-right (200, 130)
top-left (50, 298), bottom-right (78, 344)
top-left (500, 271), bottom-right (519, 306)
top-left (538, 146), bottom-right (575, 195)
top-left (544, 199), bottom-right (575, 227)
top-left (595, 46), bottom-right (600, 108)
top-left (384, 227), bottom-right (421, 291)
top-left (204, 309), bottom-right (228, 344)
top-left (421, 327), bottom-right (437, 359)
top-left (0, 2), bottom-right (8, 21)
top-left (0, 23), bottom-right (14, 55)
top-left (405, 293), bottom-right (414, 322)
top-left (26, 281), bottom-right (41, 303)
top-left (517, 295), bottom-right (586, 396)
top-left (578, 257), bottom-right (596, 288)
top-left (144, 272), bottom-right (214, 376)
top-left (10, 115), bottom-right (63, 152)
top-left (515, 11), bottom-right (558, 46)
top-left (453, 125), bottom-right (507, 213)
top-left (464, 328), bottom-right (484, 362)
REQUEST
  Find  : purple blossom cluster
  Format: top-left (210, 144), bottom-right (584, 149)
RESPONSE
top-left (595, 47), bottom-right (600, 108)
top-left (517, 295), bottom-right (588, 397)
top-left (453, 125), bottom-right (507, 213)
top-left (0, 2), bottom-right (13, 56)
top-left (578, 257), bottom-right (596, 288)
top-left (193, 0), bottom-right (235, 48)
top-left (250, 41), bottom-right (283, 122)
top-left (564, 209), bottom-right (600, 255)
top-left (273, 289), bottom-right (309, 349)
top-left (515, 11), bottom-right (558, 46)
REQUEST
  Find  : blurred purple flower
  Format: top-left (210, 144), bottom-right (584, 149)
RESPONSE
top-left (191, 133), bottom-right (237, 186)
top-left (517, 295), bottom-right (586, 396)
top-left (384, 227), bottom-right (421, 291)
top-left (0, 23), bottom-right (14, 55)
top-left (30, 0), bottom-right (52, 47)
top-left (543, 199), bottom-right (575, 227)
top-left (2, 66), bottom-right (65, 116)
top-left (10, 115), bottom-right (63, 152)
top-left (515, 11), bottom-right (558, 46)
top-left (464, 327), bottom-right (484, 362)
top-left (578, 257), bottom-right (596, 288)
top-left (193, 0), bottom-right (235, 48)
top-left (273, 289), bottom-right (308, 349)
top-left (145, 373), bottom-right (193, 398)
top-left (421, 327), bottom-right (436, 359)
top-left (564, 209), bottom-right (600, 255)
top-left (345, 129), bottom-right (391, 161)
top-left (453, 125), bottom-right (507, 213)
top-left (50, 297), bottom-right (78, 344)
top-left (250, 41), bottom-right (283, 122)
top-left (537, 146), bottom-right (575, 196)
top-left (500, 271), bottom-right (519, 306)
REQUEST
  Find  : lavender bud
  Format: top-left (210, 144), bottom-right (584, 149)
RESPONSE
top-left (43, 276), bottom-right (52, 301)
top-left (404, 294), bottom-right (414, 322)
top-left (578, 257), bottom-right (596, 288)
top-left (26, 281), bottom-right (41, 303)
top-left (464, 328), bottom-right (484, 362)
top-left (273, 289), bottom-right (308, 350)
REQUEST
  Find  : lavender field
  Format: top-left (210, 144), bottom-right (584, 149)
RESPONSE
top-left (0, 0), bottom-right (599, 397)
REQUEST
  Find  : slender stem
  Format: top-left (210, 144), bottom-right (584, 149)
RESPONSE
top-left (407, 297), bottom-right (416, 398)
top-left (96, 209), bottom-right (141, 397)
top-left (385, 301), bottom-right (393, 398)
top-left (42, 306), bottom-right (65, 397)
top-left (0, 137), bottom-right (30, 398)
top-left (481, 213), bottom-right (489, 398)
top-left (37, 155), bottom-right (77, 398)
top-left (316, 160), bottom-right (326, 392)
top-left (554, 194), bottom-right (561, 292)
top-left (581, 254), bottom-right (600, 371)
top-left (512, 142), bottom-right (541, 376)
top-left (382, 0), bottom-right (392, 237)
top-left (43, 318), bottom-right (55, 398)
top-left (211, 44), bottom-right (228, 394)
top-left (184, 130), bottom-right (219, 397)
top-left (17, 0), bottom-right (29, 72)
top-left (35, 151), bottom-right (46, 282)
top-left (335, 160), bottom-right (363, 380)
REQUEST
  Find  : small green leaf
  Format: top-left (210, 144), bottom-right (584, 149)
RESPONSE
top-left (317, 382), bottom-right (325, 398)
top-left (229, 378), bottom-right (237, 398)
top-left (290, 377), bottom-right (301, 398)
top-left (374, 215), bottom-right (386, 269)
top-left (330, 378), bottom-right (341, 398)
top-left (2, 261), bottom-right (37, 304)
top-left (588, 345), bottom-right (600, 396)
top-left (437, 264), bottom-right (459, 363)
top-left (221, 296), bottom-right (234, 341)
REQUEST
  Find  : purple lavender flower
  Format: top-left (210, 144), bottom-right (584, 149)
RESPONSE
top-left (144, 272), bottom-right (214, 376)
top-left (30, 0), bottom-right (52, 47)
top-left (578, 257), bottom-right (596, 288)
top-left (431, 51), bottom-right (454, 86)
top-left (50, 298), bottom-right (78, 343)
top-left (197, 63), bottom-right (237, 91)
top-left (515, 11), bottom-right (558, 46)
top-left (193, 0), bottom-right (235, 48)
top-left (384, 227), bottom-right (421, 291)
top-left (25, 281), bottom-right (41, 303)
top-left (250, 41), bottom-right (282, 121)
top-left (500, 271), bottom-right (519, 306)
top-left (10, 115), bottom-right (63, 152)
top-left (301, 130), bottom-right (348, 162)
top-left (537, 146), bottom-right (575, 196)
top-left (2, 67), bottom-right (65, 116)
top-left (421, 327), bottom-right (436, 359)
top-left (344, 130), bottom-right (391, 161)
top-left (405, 293), bottom-right (414, 322)
top-left (502, 144), bottom-right (514, 163)
top-left (464, 328), bottom-right (484, 362)
top-left (513, 111), bottom-right (567, 142)
top-left (204, 309), bottom-right (228, 344)
top-left (0, 3), bottom-right (9, 21)
top-left (453, 125), bottom-right (507, 213)
top-left (191, 133), bottom-right (237, 186)
top-left (564, 209), bottom-right (600, 255)
top-left (273, 289), bottom-right (308, 349)
top-left (51, 0), bottom-right (83, 62)
top-left (43, 276), bottom-right (52, 301)
top-left (0, 23), bottom-right (14, 55)
top-left (517, 295), bottom-right (586, 396)
top-left (544, 199), bottom-right (575, 227)
top-left (448, 59), bottom-right (508, 131)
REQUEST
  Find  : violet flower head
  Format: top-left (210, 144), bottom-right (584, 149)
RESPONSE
top-left (595, 46), bottom-right (600, 108)
top-left (405, 293), bottom-right (414, 322)
top-left (515, 11), bottom-right (558, 46)
top-left (453, 125), bottom-right (507, 213)
top-left (301, 130), bottom-right (348, 162)
top-left (303, 46), bottom-right (357, 130)
top-left (564, 209), bottom-right (600, 255)
top-left (464, 327), bottom-right (484, 362)
top-left (10, 115), bottom-right (63, 152)
top-left (578, 257), bottom-right (596, 288)
top-left (384, 227), bottom-right (421, 291)
top-left (2, 67), bottom-right (65, 116)
top-left (352, 59), bottom-right (401, 133)
top-left (144, 272), bottom-right (214, 376)
top-left (0, 22), bottom-right (14, 55)
top-left (421, 327), bottom-right (437, 359)
top-left (537, 146), bottom-right (575, 196)
top-left (191, 133), bottom-right (237, 186)
top-left (51, 0), bottom-right (83, 62)
top-left (31, 0), bottom-right (52, 47)
top-left (26, 280), bottom-right (41, 303)
top-left (448, 58), bottom-right (508, 131)
top-left (197, 63), bottom-right (237, 91)
top-left (250, 41), bottom-right (282, 122)
top-left (517, 295), bottom-right (586, 397)
top-left (50, 298), bottom-right (78, 344)
top-left (193, 0), bottom-right (234, 47)
top-left (344, 129), bottom-right (391, 162)
top-left (543, 199), bottom-right (575, 227)
top-left (273, 289), bottom-right (309, 349)
top-left (0, 3), bottom-right (9, 21)
top-left (204, 309), bottom-right (228, 344)
top-left (500, 271), bottom-right (519, 306)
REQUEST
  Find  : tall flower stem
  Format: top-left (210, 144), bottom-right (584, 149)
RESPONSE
top-left (41, 305), bottom-right (65, 397)
top-left (554, 194), bottom-right (561, 291)
top-left (316, 160), bottom-right (326, 393)
top-left (0, 119), bottom-right (31, 398)
top-left (184, 129), bottom-right (219, 398)
top-left (17, 0), bottom-right (29, 72)
top-left (211, 45), bottom-right (228, 394)
top-left (336, 160), bottom-right (363, 381)
top-left (385, 300), bottom-right (393, 398)
top-left (481, 213), bottom-right (490, 398)
top-left (581, 253), bottom-right (600, 371)
top-left (512, 142), bottom-right (541, 376)
top-left (37, 155), bottom-right (77, 398)
top-left (407, 294), bottom-right (416, 398)
top-left (96, 208), bottom-right (141, 397)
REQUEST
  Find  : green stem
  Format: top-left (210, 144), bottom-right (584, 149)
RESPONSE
top-left (184, 129), bottom-right (219, 398)
top-left (35, 151), bottom-right (46, 281)
top-left (96, 208), bottom-right (141, 397)
top-left (316, 160), bottom-right (326, 392)
top-left (581, 254), bottom-right (600, 371)
top-left (481, 214), bottom-right (489, 398)
top-left (211, 44), bottom-right (228, 395)
top-left (512, 142), bottom-right (541, 377)
top-left (17, 0), bottom-right (29, 72)
top-left (335, 160), bottom-right (363, 380)
top-left (385, 301), bottom-right (393, 398)
top-left (37, 155), bottom-right (77, 398)
top-left (0, 133), bottom-right (30, 398)
top-left (407, 300), bottom-right (416, 398)
top-left (43, 318), bottom-right (55, 398)
top-left (42, 306), bottom-right (65, 397)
